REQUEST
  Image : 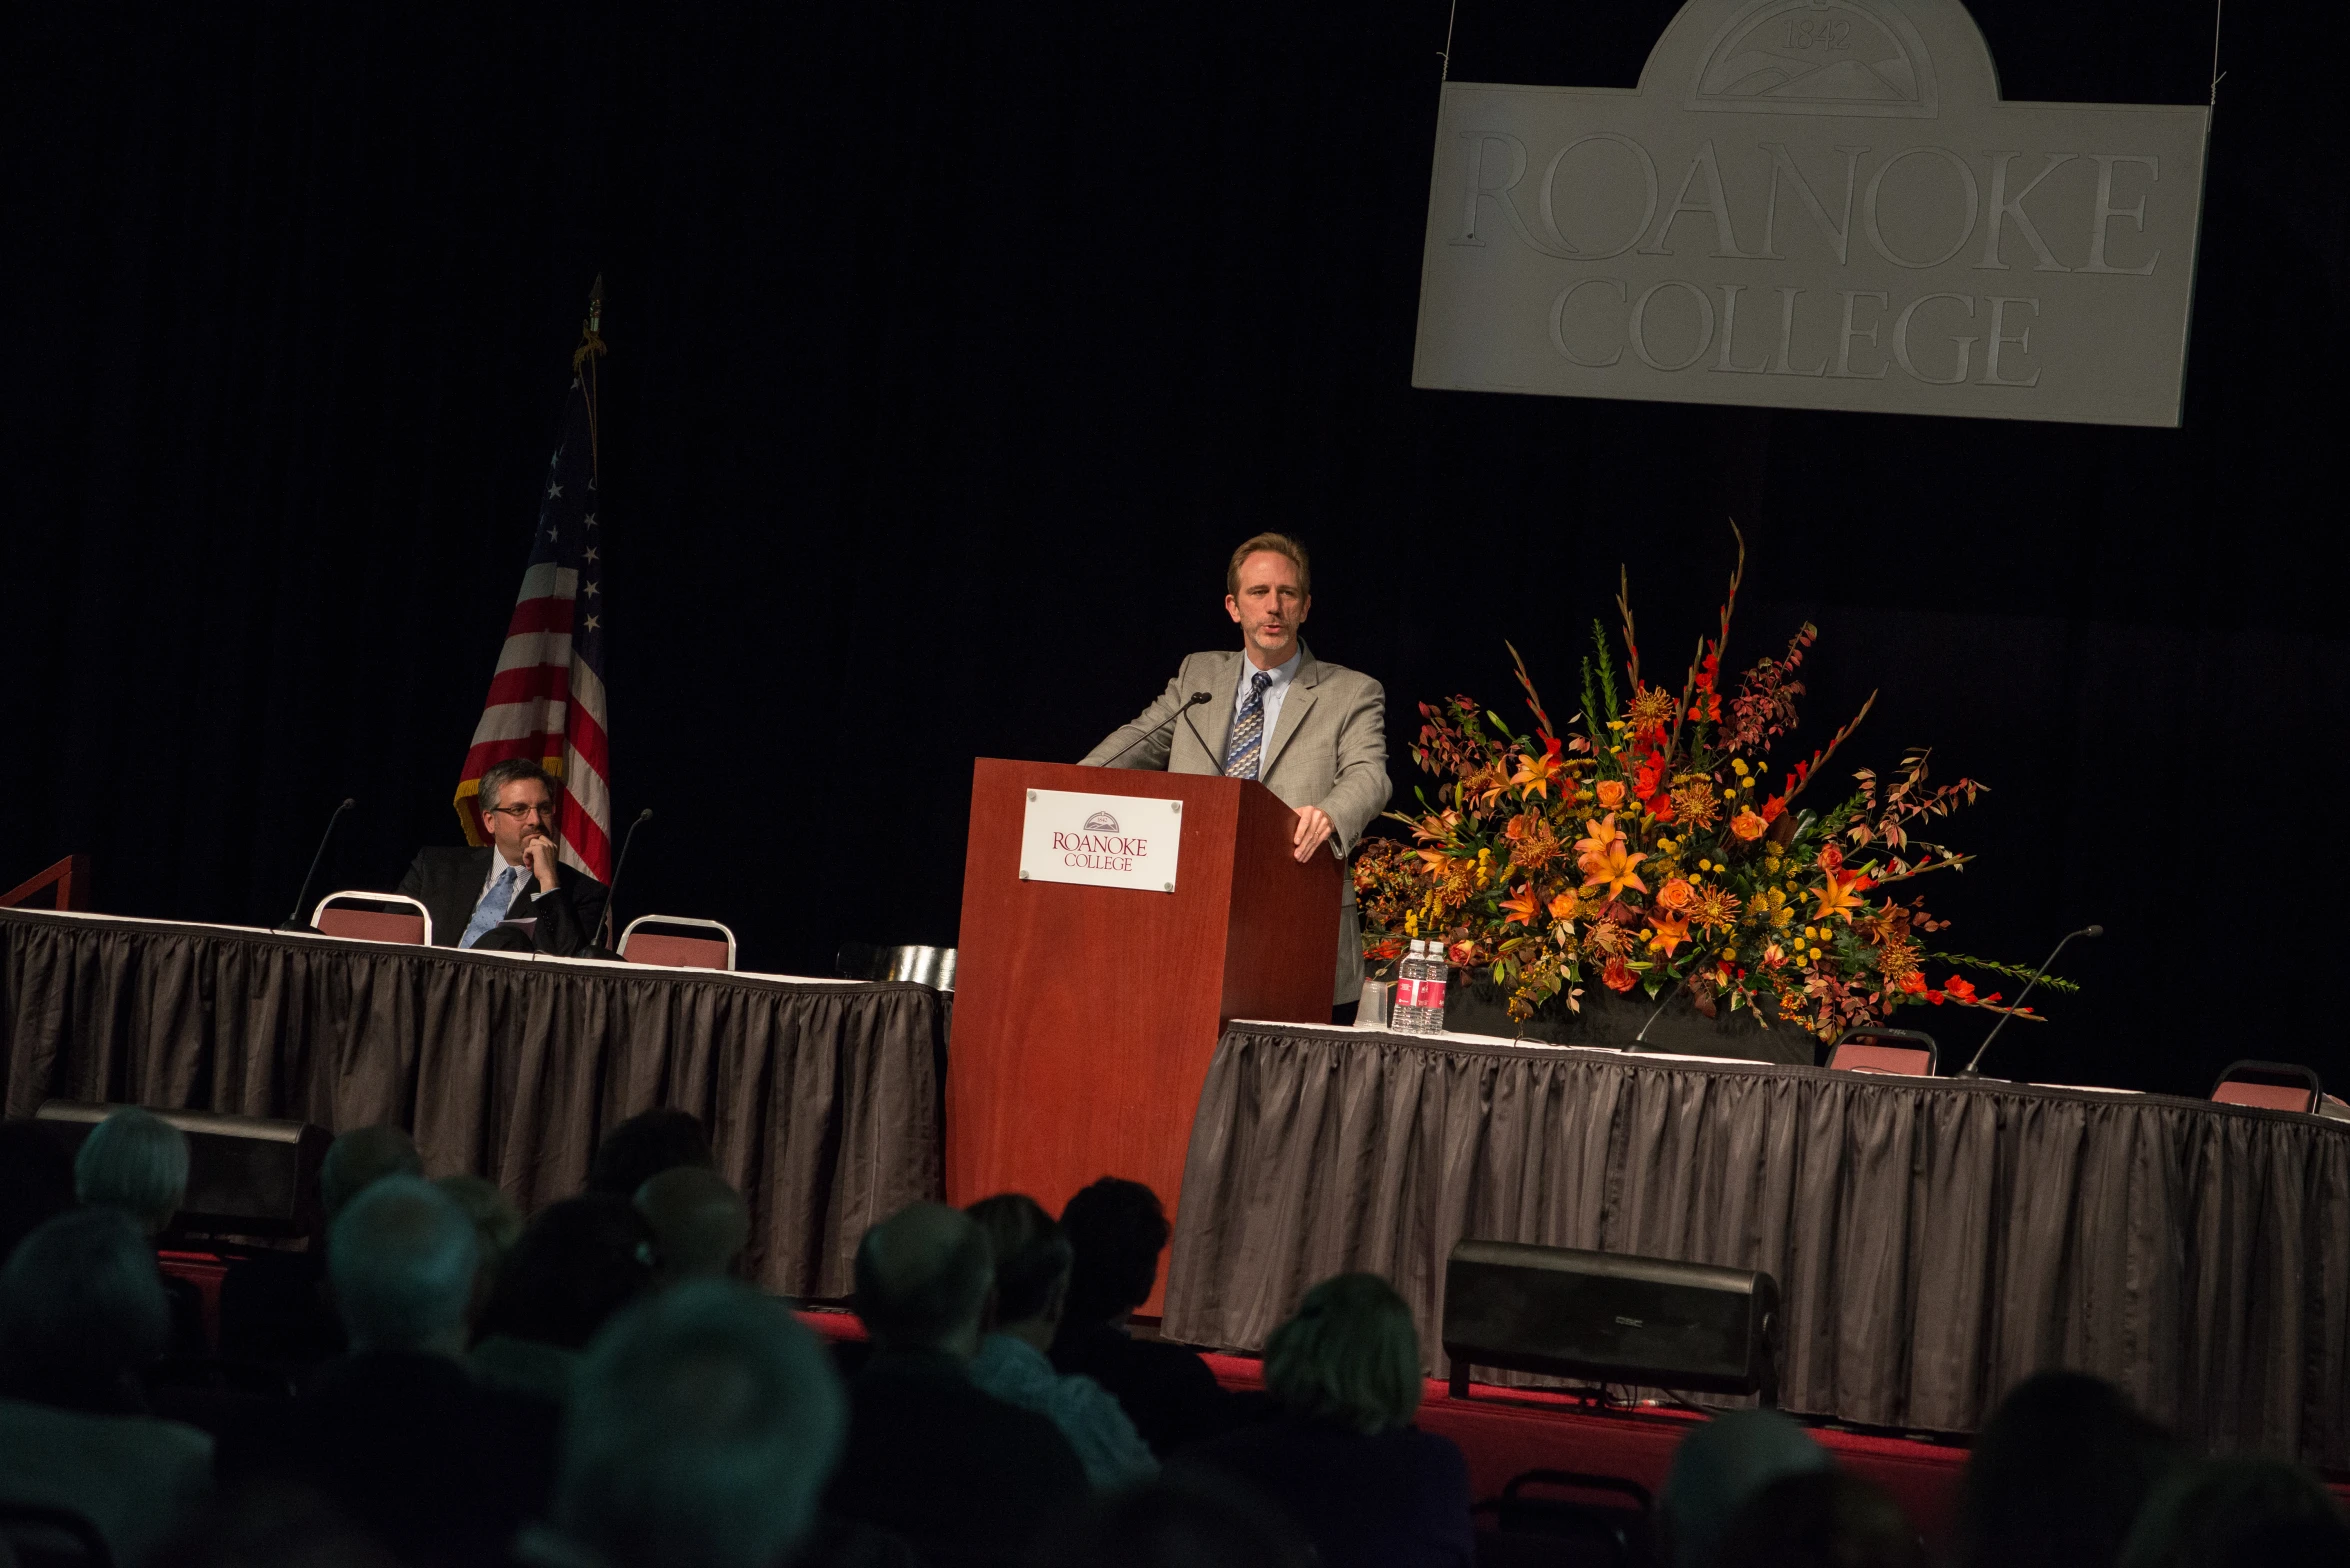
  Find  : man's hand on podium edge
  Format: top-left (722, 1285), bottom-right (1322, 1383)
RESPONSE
top-left (523, 831), bottom-right (562, 893)
top-left (1292, 806), bottom-right (1335, 863)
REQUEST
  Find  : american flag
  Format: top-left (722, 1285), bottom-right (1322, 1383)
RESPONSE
top-left (453, 298), bottom-right (613, 880)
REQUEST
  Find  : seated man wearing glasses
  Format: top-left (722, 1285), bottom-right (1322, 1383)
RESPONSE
top-left (397, 758), bottom-right (610, 956)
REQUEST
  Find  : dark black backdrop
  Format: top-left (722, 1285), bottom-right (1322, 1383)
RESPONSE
top-left (3, 2), bottom-right (2340, 1096)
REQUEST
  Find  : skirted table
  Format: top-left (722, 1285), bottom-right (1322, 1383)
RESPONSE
top-left (0, 908), bottom-right (944, 1298)
top-left (1162, 1022), bottom-right (2350, 1468)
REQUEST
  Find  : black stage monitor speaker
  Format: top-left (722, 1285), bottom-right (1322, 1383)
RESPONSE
top-left (36, 1101), bottom-right (330, 1239)
top-left (1443, 1239), bottom-right (1780, 1404)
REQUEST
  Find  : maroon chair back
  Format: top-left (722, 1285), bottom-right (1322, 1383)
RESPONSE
top-left (316, 906), bottom-right (428, 944)
top-left (2211, 1060), bottom-right (2322, 1114)
top-left (623, 932), bottom-right (731, 969)
top-left (1827, 1041), bottom-right (1934, 1076)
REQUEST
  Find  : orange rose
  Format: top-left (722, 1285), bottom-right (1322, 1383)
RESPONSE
top-left (1595, 779), bottom-right (1627, 810)
top-left (1656, 877), bottom-right (1694, 910)
top-left (1730, 808), bottom-right (1768, 841)
top-left (1548, 892), bottom-right (1578, 921)
top-left (1817, 844), bottom-right (1844, 872)
top-left (1601, 956), bottom-right (1637, 993)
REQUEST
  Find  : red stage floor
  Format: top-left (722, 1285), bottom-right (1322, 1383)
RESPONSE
top-left (1200, 1352), bottom-right (1969, 1548)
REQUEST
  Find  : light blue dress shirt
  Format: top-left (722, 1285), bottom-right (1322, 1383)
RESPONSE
top-left (968, 1334), bottom-right (1158, 1491)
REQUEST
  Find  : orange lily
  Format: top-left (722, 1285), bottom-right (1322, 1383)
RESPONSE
top-left (1647, 911), bottom-right (1693, 955)
top-left (1499, 884), bottom-right (1543, 927)
top-left (1812, 870), bottom-right (1865, 923)
top-left (1410, 810), bottom-right (1459, 845)
top-left (1509, 738), bottom-right (1567, 799)
top-left (1580, 838), bottom-right (1650, 901)
top-left (1573, 812), bottom-right (1625, 873)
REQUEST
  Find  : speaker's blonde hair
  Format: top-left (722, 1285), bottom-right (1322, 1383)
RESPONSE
top-left (1225, 533), bottom-right (1311, 598)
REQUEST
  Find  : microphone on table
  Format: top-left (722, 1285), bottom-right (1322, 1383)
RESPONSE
top-left (1098, 691), bottom-right (1215, 768)
top-left (275, 798), bottom-right (356, 933)
top-left (595, 808), bottom-right (655, 953)
top-left (1953, 924), bottom-right (2101, 1080)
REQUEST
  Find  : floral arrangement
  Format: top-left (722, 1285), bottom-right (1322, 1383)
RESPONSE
top-left (1353, 531), bottom-right (2068, 1039)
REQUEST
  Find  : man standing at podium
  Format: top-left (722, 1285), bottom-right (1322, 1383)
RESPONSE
top-left (1082, 534), bottom-right (1389, 1014)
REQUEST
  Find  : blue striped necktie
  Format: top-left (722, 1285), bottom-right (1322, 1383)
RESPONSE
top-left (461, 863), bottom-right (527, 950)
top-left (1224, 671), bottom-right (1274, 780)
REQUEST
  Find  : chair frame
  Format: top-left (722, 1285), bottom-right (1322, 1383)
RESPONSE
top-left (619, 914), bottom-right (738, 971)
top-left (309, 891), bottom-right (434, 947)
top-left (1825, 1025), bottom-right (1939, 1076)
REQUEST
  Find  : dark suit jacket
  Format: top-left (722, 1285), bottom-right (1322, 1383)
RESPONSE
top-left (1050, 1318), bottom-right (1246, 1458)
top-left (397, 845), bottom-right (608, 957)
top-left (220, 1350), bottom-right (560, 1568)
top-left (826, 1350), bottom-right (1088, 1568)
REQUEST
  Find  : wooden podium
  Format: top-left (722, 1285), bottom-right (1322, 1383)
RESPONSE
top-left (947, 759), bottom-right (1340, 1293)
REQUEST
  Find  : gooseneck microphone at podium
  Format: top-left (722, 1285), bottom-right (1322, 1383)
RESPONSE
top-left (275, 798), bottom-right (356, 933)
top-left (1099, 691), bottom-right (1214, 768)
top-left (1954, 923), bottom-right (2101, 1079)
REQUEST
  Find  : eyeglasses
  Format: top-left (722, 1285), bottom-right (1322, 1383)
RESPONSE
top-left (486, 802), bottom-right (560, 821)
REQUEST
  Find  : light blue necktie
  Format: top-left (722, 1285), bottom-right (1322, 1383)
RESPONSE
top-left (460, 863), bottom-right (527, 949)
top-left (1224, 671), bottom-right (1274, 780)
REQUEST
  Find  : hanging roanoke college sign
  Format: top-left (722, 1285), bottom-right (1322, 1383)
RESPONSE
top-left (1017, 789), bottom-right (1185, 893)
top-left (1413, 0), bottom-right (2210, 426)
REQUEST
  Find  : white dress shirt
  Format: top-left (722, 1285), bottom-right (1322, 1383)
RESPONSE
top-left (1231, 645), bottom-right (1303, 756)
top-left (478, 852), bottom-right (556, 908)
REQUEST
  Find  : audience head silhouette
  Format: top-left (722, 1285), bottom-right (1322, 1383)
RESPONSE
top-left (967, 1192), bottom-right (1074, 1342)
top-left (434, 1172), bottom-right (524, 1287)
top-left (1059, 1176), bottom-right (1170, 1325)
top-left (589, 1108), bottom-right (713, 1199)
top-left (1717, 1468), bottom-right (1923, 1568)
top-left (634, 1166), bottom-right (751, 1284)
top-left (0, 1207), bottom-right (171, 1413)
top-left (853, 1201), bottom-right (994, 1358)
top-left (477, 1193), bottom-right (657, 1350)
top-left (74, 1106), bottom-right (190, 1237)
top-left (328, 1173), bottom-right (479, 1356)
top-left (2118, 1456), bottom-right (2350, 1568)
top-left (1262, 1272), bottom-right (1422, 1436)
top-left (552, 1278), bottom-right (846, 1568)
top-left (1953, 1371), bottom-right (2179, 1568)
top-left (321, 1123), bottom-right (424, 1219)
top-left (1661, 1408), bottom-right (1831, 1568)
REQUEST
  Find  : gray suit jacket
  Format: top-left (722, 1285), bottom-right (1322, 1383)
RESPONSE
top-left (1082, 643), bottom-right (1391, 1003)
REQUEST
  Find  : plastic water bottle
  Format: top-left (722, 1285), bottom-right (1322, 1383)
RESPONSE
top-left (1392, 941), bottom-right (1426, 1032)
top-left (1421, 945), bottom-right (1449, 1035)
